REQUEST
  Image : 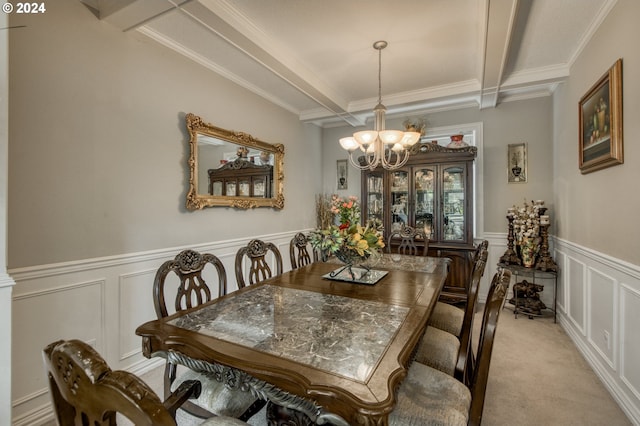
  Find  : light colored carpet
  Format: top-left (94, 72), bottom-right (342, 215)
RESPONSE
top-left (481, 306), bottom-right (631, 426)
top-left (43, 307), bottom-right (631, 425)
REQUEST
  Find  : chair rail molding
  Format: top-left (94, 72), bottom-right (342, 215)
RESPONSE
top-left (8, 230), bottom-right (639, 425)
top-left (481, 232), bottom-right (639, 424)
top-left (9, 229), bottom-right (311, 426)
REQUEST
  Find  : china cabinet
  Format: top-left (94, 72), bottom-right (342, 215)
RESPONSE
top-left (361, 143), bottom-right (477, 303)
top-left (208, 161), bottom-right (273, 198)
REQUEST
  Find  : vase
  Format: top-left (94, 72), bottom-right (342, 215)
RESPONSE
top-left (447, 134), bottom-right (468, 149)
top-left (334, 248), bottom-right (367, 267)
top-left (330, 248), bottom-right (376, 280)
top-left (520, 238), bottom-right (539, 268)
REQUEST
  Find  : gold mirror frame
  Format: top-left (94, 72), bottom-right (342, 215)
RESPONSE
top-left (185, 113), bottom-right (285, 210)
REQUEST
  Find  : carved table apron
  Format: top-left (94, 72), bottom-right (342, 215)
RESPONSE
top-left (137, 260), bottom-right (449, 425)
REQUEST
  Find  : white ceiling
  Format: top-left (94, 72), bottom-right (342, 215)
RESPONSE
top-left (84, 0), bottom-right (616, 128)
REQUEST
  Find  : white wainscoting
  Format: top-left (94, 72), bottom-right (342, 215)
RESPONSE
top-left (483, 232), bottom-right (640, 425)
top-left (11, 232), bottom-right (640, 425)
top-left (9, 230), bottom-right (304, 426)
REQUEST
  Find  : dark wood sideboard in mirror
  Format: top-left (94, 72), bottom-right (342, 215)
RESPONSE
top-left (186, 113), bottom-right (284, 210)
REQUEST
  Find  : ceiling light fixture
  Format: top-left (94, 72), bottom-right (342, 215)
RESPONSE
top-left (339, 41), bottom-right (421, 170)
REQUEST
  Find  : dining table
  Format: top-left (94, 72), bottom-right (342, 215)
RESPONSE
top-left (136, 254), bottom-right (450, 425)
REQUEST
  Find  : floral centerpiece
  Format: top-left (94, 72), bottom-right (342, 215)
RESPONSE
top-left (510, 199), bottom-right (544, 267)
top-left (310, 195), bottom-right (385, 270)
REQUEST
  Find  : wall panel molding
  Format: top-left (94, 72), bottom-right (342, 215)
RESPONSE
top-left (620, 283), bottom-right (640, 402)
top-left (9, 230), bottom-right (305, 424)
top-left (555, 239), bottom-right (640, 425)
top-left (566, 255), bottom-right (587, 334)
top-left (11, 231), bottom-right (640, 425)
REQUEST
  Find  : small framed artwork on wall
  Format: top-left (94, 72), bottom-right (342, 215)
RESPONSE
top-left (508, 143), bottom-right (527, 183)
top-left (337, 159), bottom-right (348, 190)
top-left (578, 58), bottom-right (623, 174)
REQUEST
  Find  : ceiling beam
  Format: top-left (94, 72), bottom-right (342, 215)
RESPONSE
top-left (182, 0), bottom-right (361, 127)
top-left (81, 0), bottom-right (193, 32)
top-left (479, 0), bottom-right (519, 109)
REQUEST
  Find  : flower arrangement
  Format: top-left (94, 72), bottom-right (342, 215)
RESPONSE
top-left (330, 194), bottom-right (360, 229)
top-left (507, 199), bottom-right (545, 267)
top-left (310, 195), bottom-right (384, 264)
top-left (509, 199), bottom-right (544, 244)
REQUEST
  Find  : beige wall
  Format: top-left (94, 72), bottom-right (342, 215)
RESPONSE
top-left (553, 0), bottom-right (640, 265)
top-left (8, 1), bottom-right (322, 268)
top-left (322, 96), bottom-right (554, 236)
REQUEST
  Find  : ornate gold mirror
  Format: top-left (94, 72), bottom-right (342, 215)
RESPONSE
top-left (186, 113), bottom-right (284, 210)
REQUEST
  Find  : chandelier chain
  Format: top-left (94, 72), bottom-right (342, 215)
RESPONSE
top-left (377, 44), bottom-right (382, 106)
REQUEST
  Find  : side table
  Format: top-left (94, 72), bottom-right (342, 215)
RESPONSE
top-left (497, 263), bottom-right (558, 323)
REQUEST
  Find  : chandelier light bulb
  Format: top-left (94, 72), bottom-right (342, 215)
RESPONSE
top-left (339, 137), bottom-right (359, 152)
top-left (401, 132), bottom-right (421, 146)
top-left (379, 130), bottom-right (404, 144)
top-left (353, 130), bottom-right (378, 146)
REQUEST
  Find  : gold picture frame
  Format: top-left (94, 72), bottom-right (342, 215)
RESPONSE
top-left (578, 59), bottom-right (623, 174)
top-left (508, 143), bottom-right (527, 183)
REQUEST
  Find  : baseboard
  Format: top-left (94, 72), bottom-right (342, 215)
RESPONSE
top-left (560, 315), bottom-right (640, 424)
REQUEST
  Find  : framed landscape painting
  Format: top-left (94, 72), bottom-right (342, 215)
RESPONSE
top-left (578, 59), bottom-right (623, 174)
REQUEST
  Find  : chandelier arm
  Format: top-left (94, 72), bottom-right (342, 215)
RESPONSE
top-left (347, 152), bottom-right (368, 171)
top-left (381, 148), bottom-right (410, 170)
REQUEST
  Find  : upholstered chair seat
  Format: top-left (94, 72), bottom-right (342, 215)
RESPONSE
top-left (389, 362), bottom-right (471, 426)
top-left (171, 369), bottom-right (263, 419)
top-left (413, 326), bottom-right (460, 376)
top-left (390, 268), bottom-right (511, 426)
top-left (419, 243), bottom-right (488, 383)
top-left (428, 302), bottom-right (465, 336)
top-left (201, 416), bottom-right (252, 426)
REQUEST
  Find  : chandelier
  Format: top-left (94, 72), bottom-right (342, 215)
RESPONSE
top-left (339, 41), bottom-right (421, 170)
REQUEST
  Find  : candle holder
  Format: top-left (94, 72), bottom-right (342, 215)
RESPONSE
top-left (535, 222), bottom-right (557, 271)
top-left (500, 214), bottom-right (521, 265)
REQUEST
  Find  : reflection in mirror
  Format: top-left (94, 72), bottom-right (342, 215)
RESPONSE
top-left (186, 113), bottom-right (284, 210)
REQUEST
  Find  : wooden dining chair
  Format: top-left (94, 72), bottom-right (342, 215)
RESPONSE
top-left (387, 224), bottom-right (429, 256)
top-left (428, 240), bottom-right (489, 336)
top-left (43, 339), bottom-right (250, 426)
top-left (413, 247), bottom-right (488, 381)
top-left (289, 232), bottom-right (318, 269)
top-left (153, 249), bottom-right (265, 420)
top-left (389, 268), bottom-right (511, 426)
top-left (235, 239), bottom-right (283, 288)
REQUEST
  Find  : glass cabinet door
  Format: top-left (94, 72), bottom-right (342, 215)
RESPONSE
top-left (390, 170), bottom-right (409, 233)
top-left (365, 172), bottom-right (384, 227)
top-left (414, 168), bottom-right (435, 239)
top-left (442, 166), bottom-right (466, 241)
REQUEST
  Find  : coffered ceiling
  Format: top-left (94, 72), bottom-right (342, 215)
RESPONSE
top-left (82, 0), bottom-right (615, 127)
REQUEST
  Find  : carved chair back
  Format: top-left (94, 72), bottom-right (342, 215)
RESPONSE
top-left (467, 268), bottom-right (511, 426)
top-left (43, 339), bottom-right (201, 426)
top-left (152, 249), bottom-right (227, 417)
top-left (153, 249), bottom-right (227, 319)
top-left (289, 232), bottom-right (319, 270)
top-left (235, 239), bottom-right (283, 288)
top-left (387, 225), bottom-right (429, 256)
top-left (473, 240), bottom-right (489, 263)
